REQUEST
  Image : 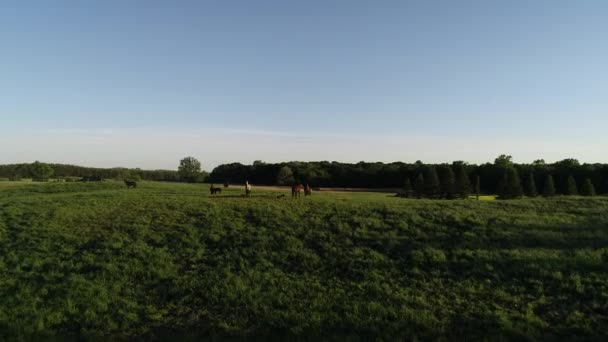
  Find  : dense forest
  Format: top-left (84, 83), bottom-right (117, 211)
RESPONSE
top-left (2, 155), bottom-right (607, 197)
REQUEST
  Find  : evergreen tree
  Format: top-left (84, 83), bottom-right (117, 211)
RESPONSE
top-left (581, 178), bottom-right (596, 196)
top-left (414, 173), bottom-right (425, 199)
top-left (475, 175), bottom-right (480, 200)
top-left (402, 177), bottom-right (412, 198)
top-left (525, 172), bottom-right (537, 197)
top-left (424, 166), bottom-right (440, 198)
top-left (454, 164), bottom-right (471, 199)
top-left (543, 174), bottom-right (556, 197)
top-left (498, 167), bottom-right (523, 199)
top-left (565, 174), bottom-right (578, 195)
top-left (440, 167), bottom-right (455, 199)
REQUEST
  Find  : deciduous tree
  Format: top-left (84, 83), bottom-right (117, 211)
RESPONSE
top-left (178, 157), bottom-right (203, 183)
top-left (276, 166), bottom-right (295, 185)
top-left (30, 161), bottom-right (54, 182)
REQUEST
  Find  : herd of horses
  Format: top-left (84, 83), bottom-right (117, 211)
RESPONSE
top-left (291, 184), bottom-right (312, 198)
top-left (209, 183), bottom-right (313, 198)
top-left (124, 180), bottom-right (313, 198)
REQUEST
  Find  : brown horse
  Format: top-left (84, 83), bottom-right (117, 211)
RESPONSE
top-left (291, 184), bottom-right (304, 198)
top-left (304, 184), bottom-right (312, 196)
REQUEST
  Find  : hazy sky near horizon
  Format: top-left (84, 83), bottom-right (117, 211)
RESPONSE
top-left (2, 0), bottom-right (607, 170)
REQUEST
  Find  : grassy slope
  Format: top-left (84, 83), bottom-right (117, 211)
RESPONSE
top-left (1, 181), bottom-right (607, 340)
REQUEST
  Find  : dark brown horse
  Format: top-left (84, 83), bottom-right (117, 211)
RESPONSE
top-left (124, 180), bottom-right (137, 188)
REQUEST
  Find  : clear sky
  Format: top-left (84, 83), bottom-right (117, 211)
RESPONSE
top-left (1, 0), bottom-right (607, 170)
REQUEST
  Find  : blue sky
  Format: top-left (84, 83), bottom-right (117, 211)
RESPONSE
top-left (1, 0), bottom-right (607, 170)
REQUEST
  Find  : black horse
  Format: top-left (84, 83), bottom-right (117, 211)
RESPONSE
top-left (124, 180), bottom-right (137, 188)
top-left (210, 185), bottom-right (222, 195)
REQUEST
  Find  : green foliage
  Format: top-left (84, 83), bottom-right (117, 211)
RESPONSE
top-left (118, 169), bottom-right (141, 181)
top-left (440, 166), bottom-right (456, 199)
top-left (0, 163), bottom-right (179, 182)
top-left (1, 181), bottom-right (608, 340)
top-left (454, 163), bottom-right (471, 199)
top-left (178, 156), bottom-right (203, 183)
top-left (543, 175), bottom-right (556, 197)
top-left (494, 154), bottom-right (513, 168)
top-left (565, 175), bottom-right (578, 196)
top-left (581, 178), bottom-right (596, 197)
top-left (475, 175), bottom-right (481, 200)
top-left (498, 167), bottom-right (523, 199)
top-left (414, 173), bottom-right (425, 199)
top-left (30, 161), bottom-right (54, 182)
top-left (276, 166), bottom-right (295, 185)
top-left (401, 177), bottom-right (412, 198)
top-left (3, 157), bottom-right (608, 195)
top-left (525, 172), bottom-right (538, 197)
top-left (424, 166), bottom-right (440, 198)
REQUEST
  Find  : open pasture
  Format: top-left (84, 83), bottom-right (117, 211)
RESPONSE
top-left (1, 181), bottom-right (607, 340)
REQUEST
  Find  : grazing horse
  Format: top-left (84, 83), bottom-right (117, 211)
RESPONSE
top-left (304, 184), bottom-right (312, 196)
top-left (124, 180), bottom-right (137, 188)
top-left (291, 184), bottom-right (304, 198)
top-left (210, 184), bottom-right (222, 195)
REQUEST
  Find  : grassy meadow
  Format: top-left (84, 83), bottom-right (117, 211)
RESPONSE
top-left (1, 180), bottom-right (607, 340)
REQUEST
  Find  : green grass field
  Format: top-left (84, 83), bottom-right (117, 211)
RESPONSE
top-left (1, 181), bottom-right (607, 340)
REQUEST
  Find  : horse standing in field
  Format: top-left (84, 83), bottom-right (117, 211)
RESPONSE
top-left (124, 180), bottom-right (137, 188)
top-left (210, 184), bottom-right (222, 195)
top-left (291, 184), bottom-right (304, 198)
top-left (304, 184), bottom-right (312, 196)
top-left (245, 181), bottom-right (252, 197)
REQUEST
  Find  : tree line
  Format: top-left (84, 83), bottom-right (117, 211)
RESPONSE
top-left (0, 162), bottom-right (182, 182)
top-left (0, 157), bottom-right (210, 183)
top-left (2, 155), bottom-right (606, 198)
top-left (208, 155), bottom-right (608, 198)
